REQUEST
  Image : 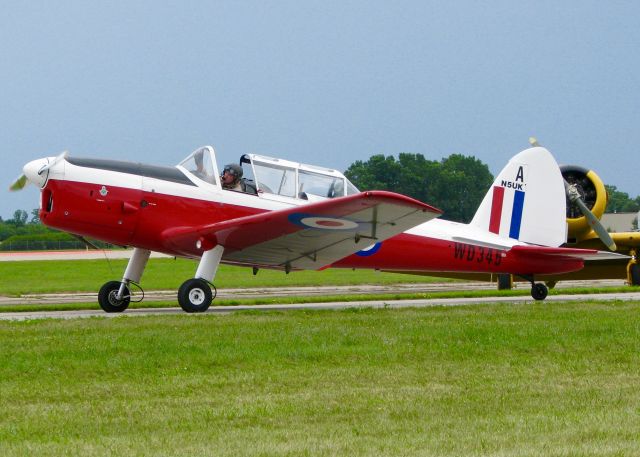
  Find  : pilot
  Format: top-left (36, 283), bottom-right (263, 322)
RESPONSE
top-left (221, 164), bottom-right (243, 191)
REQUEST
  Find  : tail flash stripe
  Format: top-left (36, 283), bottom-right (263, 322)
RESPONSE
top-left (509, 190), bottom-right (525, 239)
top-left (489, 186), bottom-right (504, 234)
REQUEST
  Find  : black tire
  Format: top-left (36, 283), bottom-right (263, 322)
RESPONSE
top-left (631, 264), bottom-right (640, 286)
top-left (98, 281), bottom-right (130, 313)
top-left (531, 283), bottom-right (548, 301)
top-left (497, 274), bottom-right (512, 290)
top-left (178, 278), bottom-right (213, 313)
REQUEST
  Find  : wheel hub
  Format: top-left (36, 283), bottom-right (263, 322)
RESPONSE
top-left (108, 291), bottom-right (124, 306)
top-left (188, 288), bottom-right (206, 305)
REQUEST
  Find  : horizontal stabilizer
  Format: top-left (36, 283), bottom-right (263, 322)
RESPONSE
top-left (451, 236), bottom-right (512, 251)
top-left (509, 245), bottom-right (628, 261)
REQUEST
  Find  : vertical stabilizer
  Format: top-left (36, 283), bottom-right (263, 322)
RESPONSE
top-left (470, 147), bottom-right (566, 247)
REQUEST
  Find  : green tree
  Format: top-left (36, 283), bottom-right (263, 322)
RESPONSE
top-left (345, 153), bottom-right (494, 222)
top-left (30, 208), bottom-right (40, 224)
top-left (431, 154), bottom-right (493, 223)
top-left (9, 209), bottom-right (28, 227)
top-left (343, 155), bottom-right (402, 192)
top-left (0, 223), bottom-right (14, 241)
top-left (605, 185), bottom-right (640, 213)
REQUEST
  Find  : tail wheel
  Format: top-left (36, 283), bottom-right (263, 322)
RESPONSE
top-left (531, 283), bottom-right (548, 301)
top-left (178, 278), bottom-right (213, 313)
top-left (98, 281), bottom-right (131, 313)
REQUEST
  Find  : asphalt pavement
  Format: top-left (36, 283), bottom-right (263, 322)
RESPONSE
top-left (1, 282), bottom-right (637, 321)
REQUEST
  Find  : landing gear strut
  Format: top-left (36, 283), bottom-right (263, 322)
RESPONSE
top-left (628, 249), bottom-right (639, 286)
top-left (98, 248), bottom-right (150, 313)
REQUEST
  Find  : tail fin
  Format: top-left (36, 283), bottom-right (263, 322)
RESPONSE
top-left (470, 147), bottom-right (567, 247)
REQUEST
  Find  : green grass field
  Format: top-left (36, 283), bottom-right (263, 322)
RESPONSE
top-left (1, 302), bottom-right (639, 456)
top-left (0, 258), bottom-right (450, 296)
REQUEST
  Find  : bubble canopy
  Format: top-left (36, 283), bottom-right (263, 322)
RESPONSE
top-left (178, 146), bottom-right (359, 201)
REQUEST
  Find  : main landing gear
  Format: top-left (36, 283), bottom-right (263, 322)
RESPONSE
top-left (628, 249), bottom-right (640, 287)
top-left (97, 245), bottom-right (225, 313)
top-left (176, 245), bottom-right (223, 313)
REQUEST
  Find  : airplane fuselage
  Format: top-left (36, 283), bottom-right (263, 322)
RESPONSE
top-left (38, 158), bottom-right (583, 277)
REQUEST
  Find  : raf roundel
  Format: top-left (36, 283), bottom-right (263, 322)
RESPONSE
top-left (288, 213), bottom-right (359, 230)
top-left (356, 242), bottom-right (382, 257)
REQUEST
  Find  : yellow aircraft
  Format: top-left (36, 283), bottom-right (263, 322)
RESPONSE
top-left (547, 163), bottom-right (639, 286)
top-left (528, 137), bottom-right (639, 287)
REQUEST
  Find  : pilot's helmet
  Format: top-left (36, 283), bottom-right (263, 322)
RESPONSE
top-left (223, 164), bottom-right (243, 179)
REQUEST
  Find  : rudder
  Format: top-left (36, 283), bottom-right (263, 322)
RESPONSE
top-left (470, 147), bottom-right (566, 247)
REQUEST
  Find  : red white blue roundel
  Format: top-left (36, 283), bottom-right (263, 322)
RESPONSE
top-left (289, 213), bottom-right (359, 230)
top-left (356, 242), bottom-right (382, 256)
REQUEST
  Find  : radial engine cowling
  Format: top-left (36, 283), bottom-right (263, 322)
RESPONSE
top-left (560, 165), bottom-right (608, 243)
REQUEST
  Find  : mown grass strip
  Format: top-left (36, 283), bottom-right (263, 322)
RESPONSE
top-left (1, 302), bottom-right (639, 456)
top-left (0, 258), bottom-right (454, 296)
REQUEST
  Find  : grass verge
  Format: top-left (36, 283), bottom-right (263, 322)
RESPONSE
top-left (1, 302), bottom-right (639, 456)
top-left (0, 258), bottom-right (454, 296)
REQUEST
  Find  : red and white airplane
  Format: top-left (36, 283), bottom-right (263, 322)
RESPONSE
top-left (10, 145), bottom-right (618, 312)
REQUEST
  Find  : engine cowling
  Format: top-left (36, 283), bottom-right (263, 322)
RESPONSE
top-left (560, 165), bottom-right (608, 242)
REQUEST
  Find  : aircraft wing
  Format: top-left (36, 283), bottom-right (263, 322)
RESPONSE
top-left (162, 191), bottom-right (441, 270)
top-left (611, 232), bottom-right (640, 249)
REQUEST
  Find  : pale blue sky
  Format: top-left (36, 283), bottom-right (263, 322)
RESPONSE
top-left (3, 1), bottom-right (639, 219)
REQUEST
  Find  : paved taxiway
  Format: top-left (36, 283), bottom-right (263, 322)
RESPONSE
top-left (0, 279), bottom-right (625, 307)
top-left (2, 290), bottom-right (639, 321)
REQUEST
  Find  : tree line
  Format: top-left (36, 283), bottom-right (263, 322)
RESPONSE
top-left (2, 153), bottom-right (638, 250)
top-left (604, 185), bottom-right (640, 214)
top-left (345, 153), bottom-right (494, 223)
top-left (0, 209), bottom-right (114, 251)
top-left (344, 153), bottom-right (640, 224)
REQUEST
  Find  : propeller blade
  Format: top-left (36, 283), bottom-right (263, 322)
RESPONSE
top-left (9, 174), bottom-right (27, 191)
top-left (38, 151), bottom-right (68, 176)
top-left (573, 196), bottom-right (617, 251)
top-left (529, 137), bottom-right (616, 251)
top-left (564, 180), bottom-right (617, 251)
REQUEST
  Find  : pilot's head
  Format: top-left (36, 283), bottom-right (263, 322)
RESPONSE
top-left (222, 164), bottom-right (243, 186)
top-left (223, 164), bottom-right (242, 178)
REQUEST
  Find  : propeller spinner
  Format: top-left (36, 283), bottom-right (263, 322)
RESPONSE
top-left (8, 151), bottom-right (68, 192)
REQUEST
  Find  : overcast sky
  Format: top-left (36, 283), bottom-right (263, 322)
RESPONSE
top-left (3, 1), bottom-right (639, 219)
